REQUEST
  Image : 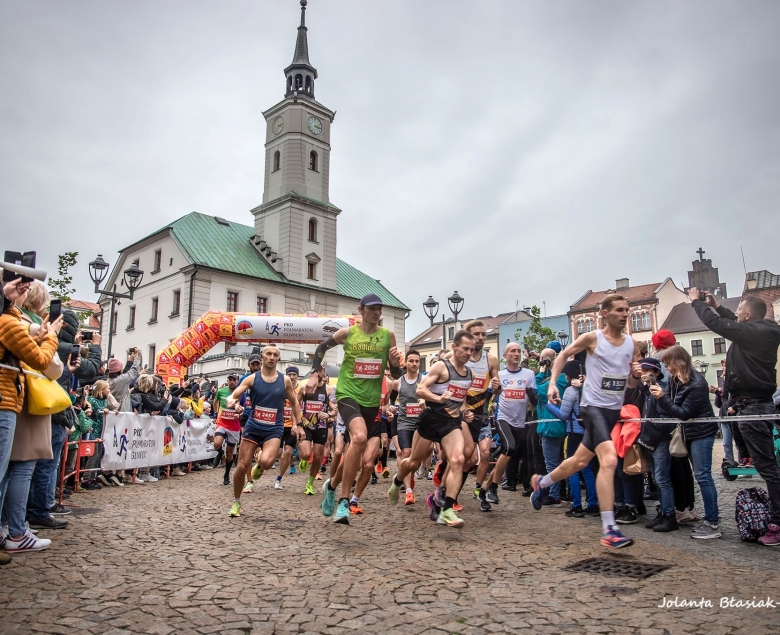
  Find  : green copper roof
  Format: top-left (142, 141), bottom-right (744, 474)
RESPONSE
top-left (161, 212), bottom-right (408, 310)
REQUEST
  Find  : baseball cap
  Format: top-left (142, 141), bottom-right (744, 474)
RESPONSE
top-left (639, 357), bottom-right (664, 379)
top-left (286, 366), bottom-right (300, 376)
top-left (248, 354), bottom-right (262, 364)
top-left (359, 293), bottom-right (383, 307)
top-left (227, 373), bottom-right (239, 380)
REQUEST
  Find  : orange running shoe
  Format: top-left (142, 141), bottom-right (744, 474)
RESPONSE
top-left (432, 461), bottom-right (445, 488)
top-left (404, 491), bottom-right (415, 506)
top-left (349, 501), bottom-right (364, 515)
top-left (452, 502), bottom-right (463, 512)
top-left (375, 461), bottom-right (383, 475)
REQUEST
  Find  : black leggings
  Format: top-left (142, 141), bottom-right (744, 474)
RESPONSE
top-left (526, 420), bottom-right (547, 478)
top-left (496, 420), bottom-right (529, 488)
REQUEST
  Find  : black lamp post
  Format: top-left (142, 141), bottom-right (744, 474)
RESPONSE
top-left (557, 330), bottom-right (569, 348)
top-left (89, 254), bottom-right (145, 359)
top-left (422, 292), bottom-right (465, 352)
top-left (423, 296), bottom-right (439, 327)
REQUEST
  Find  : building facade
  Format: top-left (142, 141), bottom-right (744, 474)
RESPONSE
top-left (497, 313), bottom-right (570, 366)
top-left (97, 3), bottom-right (408, 382)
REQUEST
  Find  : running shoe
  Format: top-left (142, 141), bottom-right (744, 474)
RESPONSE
top-left (437, 508), bottom-right (465, 528)
top-left (387, 478), bottom-right (401, 506)
top-left (228, 501), bottom-right (242, 518)
top-left (299, 459), bottom-right (309, 472)
top-left (242, 481), bottom-right (254, 494)
top-left (690, 521), bottom-right (722, 540)
top-left (289, 465), bottom-right (296, 475)
top-left (251, 462), bottom-right (264, 481)
top-left (321, 479), bottom-right (336, 516)
top-left (315, 473), bottom-right (322, 480)
top-left (452, 502), bottom-right (463, 512)
top-left (565, 506), bottom-right (585, 518)
top-left (404, 491), bottom-right (415, 506)
top-left (4, 530), bottom-right (51, 552)
top-left (274, 479), bottom-right (283, 490)
top-left (426, 493), bottom-right (441, 522)
top-left (433, 487), bottom-right (445, 508)
top-left (485, 487), bottom-right (500, 505)
top-left (473, 487), bottom-right (481, 499)
top-left (600, 527), bottom-right (634, 549)
top-left (375, 461), bottom-right (383, 475)
top-left (304, 482), bottom-right (315, 496)
top-left (432, 461), bottom-right (445, 487)
top-left (382, 465), bottom-right (390, 478)
top-left (333, 499), bottom-right (350, 525)
top-left (529, 474), bottom-right (544, 511)
top-left (479, 489), bottom-right (492, 512)
top-left (370, 473), bottom-right (378, 485)
top-left (349, 502), bottom-right (364, 515)
top-left (223, 475), bottom-right (231, 486)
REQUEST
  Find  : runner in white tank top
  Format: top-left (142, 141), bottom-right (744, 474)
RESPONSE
top-left (527, 294), bottom-right (642, 551)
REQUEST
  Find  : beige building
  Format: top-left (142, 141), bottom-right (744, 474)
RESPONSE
top-left (96, 3), bottom-right (408, 382)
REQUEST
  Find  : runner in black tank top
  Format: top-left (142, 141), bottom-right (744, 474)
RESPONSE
top-left (224, 346), bottom-right (302, 518)
top-left (387, 330), bottom-right (477, 528)
top-left (529, 295), bottom-right (642, 550)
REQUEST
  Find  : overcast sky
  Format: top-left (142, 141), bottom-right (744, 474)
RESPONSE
top-left (2, 0), bottom-right (779, 338)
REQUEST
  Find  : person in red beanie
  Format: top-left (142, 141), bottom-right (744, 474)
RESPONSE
top-left (651, 329), bottom-right (677, 353)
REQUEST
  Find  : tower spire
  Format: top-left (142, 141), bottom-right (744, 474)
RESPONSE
top-left (284, 0), bottom-right (318, 99)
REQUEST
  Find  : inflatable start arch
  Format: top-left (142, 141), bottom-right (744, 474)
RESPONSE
top-left (155, 310), bottom-right (357, 385)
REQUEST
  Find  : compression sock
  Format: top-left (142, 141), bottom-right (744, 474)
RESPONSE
top-left (393, 476), bottom-right (403, 487)
top-left (456, 471), bottom-right (469, 497)
top-left (601, 511), bottom-right (616, 532)
top-left (224, 461), bottom-right (232, 480)
top-left (381, 446), bottom-right (389, 466)
top-left (443, 496), bottom-right (456, 511)
top-left (327, 480), bottom-right (336, 491)
top-left (538, 473), bottom-right (554, 490)
top-left (275, 475), bottom-right (282, 482)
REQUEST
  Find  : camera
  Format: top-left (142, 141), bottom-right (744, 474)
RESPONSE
top-left (698, 291), bottom-right (707, 301)
top-left (82, 331), bottom-right (93, 342)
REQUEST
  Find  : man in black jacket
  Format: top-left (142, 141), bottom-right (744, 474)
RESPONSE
top-left (689, 287), bottom-right (780, 547)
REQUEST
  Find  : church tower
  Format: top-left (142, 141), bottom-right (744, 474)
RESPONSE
top-left (251, 0), bottom-right (339, 290)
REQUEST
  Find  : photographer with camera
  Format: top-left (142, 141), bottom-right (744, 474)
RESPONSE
top-left (689, 287), bottom-right (780, 547)
top-left (108, 348), bottom-right (142, 413)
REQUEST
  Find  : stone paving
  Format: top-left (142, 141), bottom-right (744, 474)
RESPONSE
top-left (2, 447), bottom-right (779, 635)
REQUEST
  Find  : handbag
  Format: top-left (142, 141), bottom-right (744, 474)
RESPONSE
top-left (669, 424), bottom-right (688, 457)
top-left (624, 444), bottom-right (648, 475)
top-left (21, 363), bottom-right (72, 415)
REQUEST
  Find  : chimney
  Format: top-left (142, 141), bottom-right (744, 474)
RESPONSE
top-left (616, 278), bottom-right (629, 290)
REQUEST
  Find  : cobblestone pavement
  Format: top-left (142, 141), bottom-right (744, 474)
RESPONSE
top-left (3, 448), bottom-right (779, 635)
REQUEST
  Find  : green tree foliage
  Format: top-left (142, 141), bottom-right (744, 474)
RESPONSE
top-left (48, 252), bottom-right (79, 305)
top-left (515, 305), bottom-right (556, 368)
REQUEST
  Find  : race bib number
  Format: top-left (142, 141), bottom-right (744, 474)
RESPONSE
top-left (470, 374), bottom-right (487, 391)
top-left (305, 401), bottom-right (324, 416)
top-left (447, 383), bottom-right (468, 402)
top-left (405, 403), bottom-right (422, 418)
top-left (504, 388), bottom-right (527, 401)
top-left (219, 410), bottom-right (239, 421)
top-left (283, 406), bottom-right (292, 420)
top-left (354, 358), bottom-right (382, 379)
top-left (600, 374), bottom-right (627, 393)
top-left (253, 406), bottom-right (278, 424)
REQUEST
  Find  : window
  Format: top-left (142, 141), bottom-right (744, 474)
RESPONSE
top-left (257, 296), bottom-right (267, 314)
top-left (171, 290), bottom-right (181, 317)
top-left (149, 345), bottom-right (156, 371)
top-left (420, 357), bottom-right (427, 373)
top-left (714, 337), bottom-right (726, 354)
top-left (273, 150), bottom-right (280, 172)
top-left (308, 218), bottom-right (318, 242)
top-left (577, 318), bottom-right (594, 335)
top-left (149, 297), bottom-right (158, 323)
top-left (691, 339), bottom-right (703, 356)
top-left (307, 262), bottom-right (317, 280)
top-left (716, 369), bottom-right (725, 388)
top-left (127, 306), bottom-right (136, 330)
top-left (309, 150), bottom-right (318, 171)
top-left (448, 326), bottom-right (455, 340)
top-left (227, 291), bottom-right (239, 312)
top-left (631, 312), bottom-right (651, 332)
top-left (112, 312), bottom-right (118, 336)
top-left (152, 249), bottom-right (162, 273)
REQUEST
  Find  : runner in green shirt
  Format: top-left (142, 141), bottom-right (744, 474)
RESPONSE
top-left (305, 293), bottom-right (403, 525)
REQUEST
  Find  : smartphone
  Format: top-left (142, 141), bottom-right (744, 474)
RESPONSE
top-left (69, 345), bottom-right (80, 365)
top-left (648, 375), bottom-right (657, 386)
top-left (49, 299), bottom-right (62, 322)
top-left (82, 331), bottom-right (93, 342)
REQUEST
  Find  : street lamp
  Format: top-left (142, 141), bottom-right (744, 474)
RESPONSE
top-left (89, 254), bottom-right (145, 359)
top-left (696, 361), bottom-right (709, 376)
top-left (447, 291), bottom-right (465, 320)
top-left (557, 330), bottom-right (569, 348)
top-left (423, 296), bottom-right (439, 327)
top-left (423, 291), bottom-right (466, 352)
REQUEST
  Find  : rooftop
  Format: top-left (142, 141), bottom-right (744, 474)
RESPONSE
top-left (660, 297), bottom-right (742, 335)
top-left (407, 312), bottom-right (517, 347)
top-left (745, 270), bottom-right (780, 291)
top-left (571, 282), bottom-right (662, 312)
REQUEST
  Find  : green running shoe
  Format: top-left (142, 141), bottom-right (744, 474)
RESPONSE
top-left (473, 487), bottom-right (481, 499)
top-left (333, 499), bottom-right (350, 525)
top-left (387, 477), bottom-right (401, 506)
top-left (299, 459), bottom-right (309, 472)
top-left (251, 462), bottom-right (264, 481)
top-left (321, 478), bottom-right (336, 516)
top-left (304, 481), bottom-right (315, 496)
top-left (437, 507), bottom-right (465, 528)
top-left (228, 501), bottom-right (241, 517)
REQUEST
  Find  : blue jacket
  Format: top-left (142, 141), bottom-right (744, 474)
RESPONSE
top-left (546, 384), bottom-right (582, 434)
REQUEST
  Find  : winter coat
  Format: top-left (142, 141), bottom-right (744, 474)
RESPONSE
top-left (635, 380), bottom-right (674, 452)
top-left (131, 387), bottom-right (167, 414)
top-left (656, 368), bottom-right (717, 442)
top-left (109, 356), bottom-right (142, 412)
top-left (545, 384), bottom-right (583, 434)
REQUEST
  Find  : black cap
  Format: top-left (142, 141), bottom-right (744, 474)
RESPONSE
top-left (227, 373), bottom-right (239, 380)
top-left (248, 354), bottom-right (262, 364)
top-left (359, 293), bottom-right (383, 307)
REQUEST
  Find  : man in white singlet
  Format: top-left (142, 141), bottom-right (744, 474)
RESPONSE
top-left (530, 294), bottom-right (642, 549)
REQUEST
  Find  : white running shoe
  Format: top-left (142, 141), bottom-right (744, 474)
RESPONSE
top-left (144, 474), bottom-right (159, 482)
top-left (134, 475), bottom-right (146, 483)
top-left (274, 480), bottom-right (283, 490)
top-left (4, 529), bottom-right (51, 552)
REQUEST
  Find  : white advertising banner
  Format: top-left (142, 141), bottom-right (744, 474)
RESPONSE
top-left (100, 413), bottom-right (217, 471)
top-left (233, 315), bottom-right (354, 342)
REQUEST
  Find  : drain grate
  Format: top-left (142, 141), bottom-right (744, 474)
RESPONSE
top-left (564, 557), bottom-right (670, 580)
top-left (70, 507), bottom-right (101, 515)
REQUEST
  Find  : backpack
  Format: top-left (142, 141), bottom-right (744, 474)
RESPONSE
top-left (735, 487), bottom-right (771, 542)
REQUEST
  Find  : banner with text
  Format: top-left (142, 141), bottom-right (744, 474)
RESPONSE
top-left (100, 413), bottom-right (217, 471)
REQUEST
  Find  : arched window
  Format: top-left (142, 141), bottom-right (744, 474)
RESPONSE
top-left (308, 218), bottom-right (317, 242)
top-left (305, 75), bottom-right (312, 92)
top-left (273, 150), bottom-right (280, 172)
top-left (295, 74), bottom-right (303, 90)
top-left (309, 150), bottom-right (317, 171)
top-left (287, 76), bottom-right (292, 93)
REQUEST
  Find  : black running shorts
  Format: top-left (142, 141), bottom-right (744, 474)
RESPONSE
top-left (337, 398), bottom-right (382, 444)
top-left (396, 427), bottom-right (415, 450)
top-left (304, 426), bottom-right (328, 445)
top-left (417, 408), bottom-right (462, 444)
top-left (282, 427), bottom-right (298, 448)
top-left (580, 406), bottom-right (621, 453)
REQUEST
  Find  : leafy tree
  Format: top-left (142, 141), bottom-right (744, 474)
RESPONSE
top-left (515, 305), bottom-right (556, 369)
top-left (48, 251), bottom-right (79, 305)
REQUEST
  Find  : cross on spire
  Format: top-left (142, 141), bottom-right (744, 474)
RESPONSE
top-left (696, 247), bottom-right (706, 261)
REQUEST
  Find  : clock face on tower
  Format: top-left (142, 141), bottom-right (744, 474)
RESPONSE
top-left (307, 116), bottom-right (322, 136)
top-left (272, 116), bottom-right (284, 135)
